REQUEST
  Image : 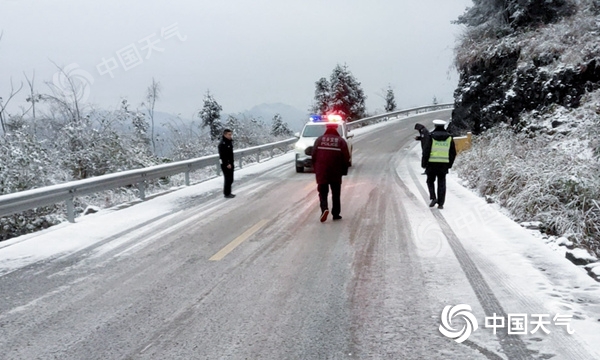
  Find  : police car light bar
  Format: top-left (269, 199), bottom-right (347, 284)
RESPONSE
top-left (326, 114), bottom-right (343, 122)
top-left (309, 114), bottom-right (344, 123)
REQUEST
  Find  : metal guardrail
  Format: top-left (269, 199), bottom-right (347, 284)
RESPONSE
top-left (347, 103), bottom-right (453, 130)
top-left (0, 104), bottom-right (454, 223)
top-left (0, 138), bottom-right (296, 222)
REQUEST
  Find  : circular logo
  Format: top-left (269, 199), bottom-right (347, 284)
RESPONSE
top-left (439, 304), bottom-right (478, 343)
top-left (51, 63), bottom-right (95, 103)
top-left (413, 221), bottom-right (448, 258)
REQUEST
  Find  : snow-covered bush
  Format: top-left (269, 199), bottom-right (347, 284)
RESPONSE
top-left (455, 101), bottom-right (600, 257)
top-left (0, 128), bottom-right (65, 240)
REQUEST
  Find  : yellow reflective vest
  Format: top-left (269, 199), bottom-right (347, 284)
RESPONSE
top-left (429, 137), bottom-right (452, 163)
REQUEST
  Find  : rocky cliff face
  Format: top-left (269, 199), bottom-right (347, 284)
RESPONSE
top-left (449, 1), bottom-right (600, 135)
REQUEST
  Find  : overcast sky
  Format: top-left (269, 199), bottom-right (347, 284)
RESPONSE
top-left (0, 0), bottom-right (472, 119)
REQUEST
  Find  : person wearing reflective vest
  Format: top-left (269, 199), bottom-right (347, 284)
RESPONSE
top-left (421, 119), bottom-right (456, 209)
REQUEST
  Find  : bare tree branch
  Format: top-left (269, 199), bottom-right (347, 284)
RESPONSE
top-left (144, 78), bottom-right (161, 154)
top-left (0, 78), bottom-right (24, 135)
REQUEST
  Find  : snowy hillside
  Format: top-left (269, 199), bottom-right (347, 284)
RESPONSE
top-left (450, 0), bottom-right (600, 266)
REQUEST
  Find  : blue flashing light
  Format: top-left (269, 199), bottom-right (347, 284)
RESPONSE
top-left (309, 114), bottom-right (344, 123)
top-left (309, 114), bottom-right (322, 122)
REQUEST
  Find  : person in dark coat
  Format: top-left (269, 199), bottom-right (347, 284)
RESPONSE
top-left (414, 122), bottom-right (431, 175)
top-left (422, 119), bottom-right (456, 209)
top-left (311, 123), bottom-right (350, 222)
top-left (218, 128), bottom-right (235, 198)
top-left (414, 123), bottom-right (430, 151)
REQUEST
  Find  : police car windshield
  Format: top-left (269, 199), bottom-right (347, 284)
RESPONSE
top-left (302, 124), bottom-right (343, 137)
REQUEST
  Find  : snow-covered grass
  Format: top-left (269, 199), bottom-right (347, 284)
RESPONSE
top-left (454, 90), bottom-right (600, 258)
top-left (73, 147), bottom-right (292, 213)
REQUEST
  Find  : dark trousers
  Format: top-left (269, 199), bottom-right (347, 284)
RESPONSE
top-left (221, 165), bottom-right (234, 195)
top-left (318, 183), bottom-right (341, 216)
top-left (426, 172), bottom-right (447, 206)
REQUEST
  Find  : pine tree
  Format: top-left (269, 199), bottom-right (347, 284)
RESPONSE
top-left (310, 64), bottom-right (367, 121)
top-left (328, 64), bottom-right (366, 121)
top-left (270, 113), bottom-right (293, 137)
top-left (455, 0), bottom-right (575, 32)
top-left (199, 91), bottom-right (223, 141)
top-left (225, 114), bottom-right (240, 134)
top-left (384, 87), bottom-right (396, 112)
top-left (311, 77), bottom-right (330, 114)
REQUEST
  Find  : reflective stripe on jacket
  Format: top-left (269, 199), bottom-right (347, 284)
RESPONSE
top-left (429, 137), bottom-right (452, 163)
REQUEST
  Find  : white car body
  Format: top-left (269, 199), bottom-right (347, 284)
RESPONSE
top-left (293, 120), bottom-right (353, 173)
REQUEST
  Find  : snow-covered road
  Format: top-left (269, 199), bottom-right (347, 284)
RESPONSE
top-left (1, 110), bottom-right (599, 359)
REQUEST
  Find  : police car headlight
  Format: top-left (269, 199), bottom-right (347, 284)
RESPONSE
top-left (294, 143), bottom-right (306, 153)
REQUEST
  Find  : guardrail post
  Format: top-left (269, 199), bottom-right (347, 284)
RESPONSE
top-left (66, 197), bottom-right (75, 223)
top-left (185, 170), bottom-right (190, 186)
top-left (138, 181), bottom-right (146, 201)
top-left (238, 157), bottom-right (243, 169)
top-left (270, 147), bottom-right (274, 158)
top-left (256, 152), bottom-right (260, 163)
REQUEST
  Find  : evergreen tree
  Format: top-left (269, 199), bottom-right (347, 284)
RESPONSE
top-left (270, 113), bottom-right (293, 137)
top-left (311, 77), bottom-right (330, 114)
top-left (384, 87), bottom-right (396, 112)
top-left (310, 64), bottom-right (367, 121)
top-left (455, 0), bottom-right (575, 32)
top-left (199, 91), bottom-right (223, 141)
top-left (225, 114), bottom-right (240, 135)
top-left (328, 64), bottom-right (367, 121)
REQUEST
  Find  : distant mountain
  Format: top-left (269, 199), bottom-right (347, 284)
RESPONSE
top-left (149, 103), bottom-right (308, 133)
top-left (231, 103), bottom-right (308, 132)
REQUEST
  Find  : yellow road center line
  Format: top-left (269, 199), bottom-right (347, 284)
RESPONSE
top-left (209, 219), bottom-right (269, 261)
top-left (304, 182), bottom-right (316, 192)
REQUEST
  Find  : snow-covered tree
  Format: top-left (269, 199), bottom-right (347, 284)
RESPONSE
top-left (328, 64), bottom-right (367, 121)
top-left (224, 114), bottom-right (240, 134)
top-left (199, 91), bottom-right (223, 141)
top-left (270, 113), bottom-right (293, 137)
top-left (310, 77), bottom-right (330, 114)
top-left (455, 0), bottom-right (576, 36)
top-left (143, 78), bottom-right (161, 154)
top-left (0, 78), bottom-right (24, 135)
top-left (384, 87), bottom-right (397, 112)
top-left (310, 64), bottom-right (367, 121)
top-left (0, 128), bottom-right (63, 240)
top-left (0, 128), bottom-right (53, 194)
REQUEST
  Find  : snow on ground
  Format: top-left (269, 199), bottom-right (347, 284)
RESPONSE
top-left (0, 153), bottom-right (294, 276)
top-left (0, 113), bottom-right (411, 275)
top-left (399, 144), bottom-right (600, 356)
top-left (1, 109), bottom-right (599, 353)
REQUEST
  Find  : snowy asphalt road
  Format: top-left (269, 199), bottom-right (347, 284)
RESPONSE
top-left (1, 110), bottom-right (599, 359)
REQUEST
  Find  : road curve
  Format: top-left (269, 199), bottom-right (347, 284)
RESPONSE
top-left (1, 110), bottom-right (599, 359)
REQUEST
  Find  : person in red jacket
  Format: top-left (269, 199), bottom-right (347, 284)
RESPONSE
top-left (311, 122), bottom-right (351, 222)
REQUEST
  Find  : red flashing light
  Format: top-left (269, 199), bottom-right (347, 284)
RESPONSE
top-left (326, 114), bottom-right (343, 122)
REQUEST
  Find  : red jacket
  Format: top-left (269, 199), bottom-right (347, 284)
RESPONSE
top-left (312, 127), bottom-right (350, 184)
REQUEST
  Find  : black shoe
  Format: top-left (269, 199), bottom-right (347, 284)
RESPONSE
top-left (332, 216), bottom-right (342, 220)
top-left (429, 199), bottom-right (437, 207)
top-left (320, 209), bottom-right (329, 222)
top-left (224, 194), bottom-right (236, 198)
top-left (438, 204), bottom-right (444, 209)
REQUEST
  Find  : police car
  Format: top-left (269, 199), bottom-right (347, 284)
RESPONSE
top-left (293, 114), bottom-right (354, 173)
